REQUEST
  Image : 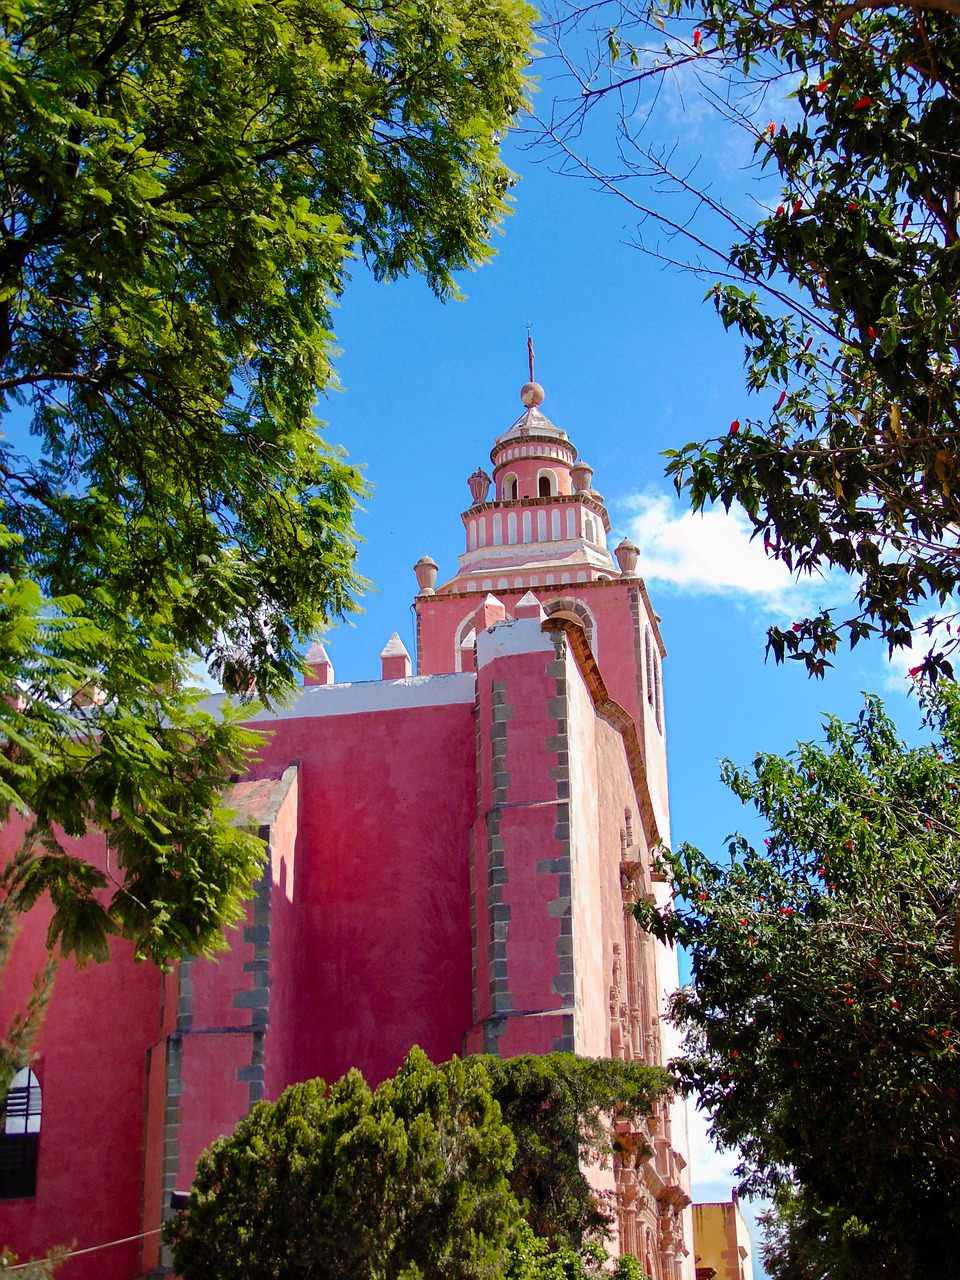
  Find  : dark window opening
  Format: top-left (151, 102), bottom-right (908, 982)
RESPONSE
top-left (538, 475), bottom-right (552, 497)
top-left (0, 1069), bottom-right (41, 1200)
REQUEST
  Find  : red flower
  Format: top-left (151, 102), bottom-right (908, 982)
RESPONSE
top-left (730, 419), bottom-right (740, 434)
top-left (853, 95), bottom-right (872, 110)
top-left (693, 28), bottom-right (702, 45)
top-left (847, 201), bottom-right (859, 211)
top-left (775, 390), bottom-right (787, 409)
top-left (764, 539), bottom-right (775, 551)
top-left (902, 212), bottom-right (910, 231)
top-left (766, 973), bottom-right (772, 980)
top-left (816, 79), bottom-right (828, 92)
top-left (793, 199), bottom-right (802, 214)
top-left (775, 204), bottom-right (785, 216)
top-left (699, 892), bottom-right (707, 900)
top-left (867, 325), bottom-right (876, 339)
top-left (768, 121), bottom-right (776, 136)
top-left (892, 1000), bottom-right (900, 1008)
top-left (792, 622), bottom-right (802, 632)
top-left (793, 1060), bottom-right (799, 1068)
top-left (908, 665), bottom-right (924, 677)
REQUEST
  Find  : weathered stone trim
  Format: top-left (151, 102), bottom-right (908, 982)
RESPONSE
top-left (154, 999), bottom-right (186, 1273)
top-left (232, 833), bottom-right (272, 1106)
top-left (546, 635), bottom-right (575, 1053)
top-left (484, 681), bottom-right (514, 1052)
top-left (542, 616), bottom-right (661, 851)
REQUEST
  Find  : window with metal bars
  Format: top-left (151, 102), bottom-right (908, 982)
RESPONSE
top-left (0, 1068), bottom-right (41, 1199)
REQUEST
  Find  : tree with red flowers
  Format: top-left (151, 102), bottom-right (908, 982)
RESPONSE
top-left (540, 0), bottom-right (960, 680)
top-left (638, 686), bottom-right (960, 1279)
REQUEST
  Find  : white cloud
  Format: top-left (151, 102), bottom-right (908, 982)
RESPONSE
top-left (686, 1098), bottom-right (740, 1197)
top-left (621, 489), bottom-right (846, 619)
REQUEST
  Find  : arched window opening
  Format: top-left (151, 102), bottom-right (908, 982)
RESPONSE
top-left (537, 470), bottom-right (557, 498)
top-left (0, 1068), bottom-right (41, 1199)
top-left (502, 474), bottom-right (518, 501)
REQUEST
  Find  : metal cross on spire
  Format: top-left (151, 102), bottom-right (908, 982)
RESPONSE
top-left (526, 324), bottom-right (535, 383)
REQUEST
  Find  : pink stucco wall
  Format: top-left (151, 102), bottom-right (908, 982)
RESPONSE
top-left (247, 698), bottom-right (477, 1088)
top-left (0, 851), bottom-right (164, 1280)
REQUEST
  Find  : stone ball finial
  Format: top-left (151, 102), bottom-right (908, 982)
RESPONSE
top-left (468, 467), bottom-right (492, 504)
top-left (520, 381), bottom-right (545, 408)
top-left (414, 555), bottom-right (439, 595)
top-left (614, 538), bottom-right (640, 579)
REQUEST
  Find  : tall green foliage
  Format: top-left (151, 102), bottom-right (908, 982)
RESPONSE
top-left (479, 1053), bottom-right (668, 1248)
top-left (167, 1048), bottom-right (522, 1280)
top-left (168, 1049), bottom-right (665, 1280)
top-left (0, 0), bottom-right (535, 966)
top-left (639, 688), bottom-right (960, 1279)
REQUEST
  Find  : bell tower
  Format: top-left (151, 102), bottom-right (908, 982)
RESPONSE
top-left (414, 381), bottom-right (670, 838)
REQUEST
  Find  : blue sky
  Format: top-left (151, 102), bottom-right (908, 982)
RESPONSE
top-left (310, 74), bottom-right (933, 1266)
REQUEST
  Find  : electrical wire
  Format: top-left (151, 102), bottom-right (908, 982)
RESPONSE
top-left (1, 1227), bottom-right (162, 1273)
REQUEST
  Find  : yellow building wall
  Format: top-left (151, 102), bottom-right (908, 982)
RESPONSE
top-left (692, 1201), bottom-right (754, 1280)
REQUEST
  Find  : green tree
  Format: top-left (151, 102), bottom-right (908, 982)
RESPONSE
top-left (542, 0), bottom-right (960, 678)
top-left (166, 1047), bottom-right (522, 1280)
top-left (478, 1053), bottom-right (668, 1249)
top-left (0, 0), bottom-right (535, 967)
top-left (505, 1221), bottom-right (649, 1280)
top-left (638, 688), bottom-right (960, 1280)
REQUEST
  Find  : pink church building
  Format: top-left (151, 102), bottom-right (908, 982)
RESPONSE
top-left (0, 382), bottom-right (695, 1280)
